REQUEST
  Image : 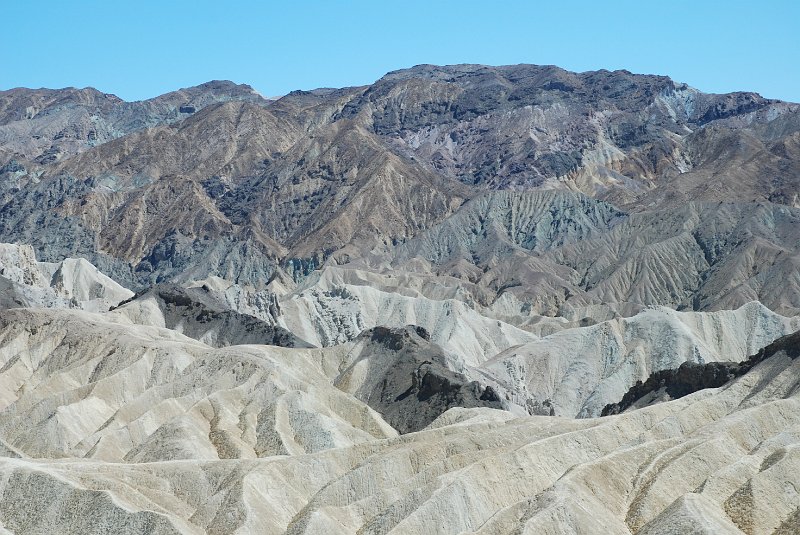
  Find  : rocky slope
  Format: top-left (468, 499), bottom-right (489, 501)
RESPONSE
top-left (277, 269), bottom-right (538, 365)
top-left (334, 193), bottom-right (800, 318)
top-left (334, 325), bottom-right (507, 433)
top-left (0, 81), bottom-right (266, 165)
top-left (603, 328), bottom-right (800, 415)
top-left (341, 64), bottom-right (799, 205)
top-left (478, 301), bottom-right (799, 417)
top-left (273, 274), bottom-right (798, 417)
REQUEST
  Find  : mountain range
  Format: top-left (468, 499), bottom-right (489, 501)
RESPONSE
top-left (0, 64), bottom-right (799, 533)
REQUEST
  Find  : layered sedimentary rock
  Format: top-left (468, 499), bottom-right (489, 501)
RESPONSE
top-left (0, 308), bottom-right (396, 462)
top-left (478, 301), bottom-right (799, 417)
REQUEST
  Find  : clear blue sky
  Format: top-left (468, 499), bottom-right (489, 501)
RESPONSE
top-left (3, 0), bottom-right (798, 102)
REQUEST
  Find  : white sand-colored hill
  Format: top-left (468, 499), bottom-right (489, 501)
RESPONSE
top-left (0, 304), bottom-right (797, 533)
top-left (0, 243), bottom-right (133, 312)
top-left (0, 304), bottom-right (798, 533)
top-left (271, 267), bottom-right (799, 417)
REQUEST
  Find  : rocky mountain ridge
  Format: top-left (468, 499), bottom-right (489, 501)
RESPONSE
top-left (2, 64), bottom-right (798, 304)
top-left (2, 242), bottom-right (795, 423)
top-left (0, 81), bottom-right (266, 165)
top-left (602, 328), bottom-right (800, 415)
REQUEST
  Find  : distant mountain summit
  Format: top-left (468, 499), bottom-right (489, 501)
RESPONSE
top-left (0, 80), bottom-right (265, 164)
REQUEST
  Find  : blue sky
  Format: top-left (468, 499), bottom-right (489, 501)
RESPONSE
top-left (3, 0), bottom-right (798, 102)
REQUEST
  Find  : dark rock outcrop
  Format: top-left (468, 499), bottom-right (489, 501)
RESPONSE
top-left (602, 329), bottom-right (800, 415)
top-left (337, 325), bottom-right (507, 433)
